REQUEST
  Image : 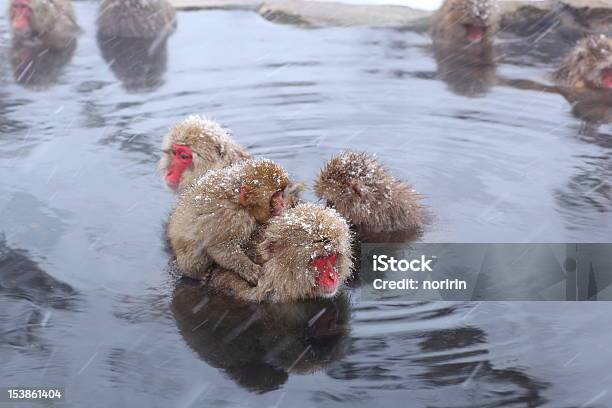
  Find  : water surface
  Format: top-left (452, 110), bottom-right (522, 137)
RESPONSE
top-left (0, 3), bottom-right (611, 407)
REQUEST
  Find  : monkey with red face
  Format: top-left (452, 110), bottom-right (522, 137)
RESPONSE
top-left (159, 116), bottom-right (251, 193)
top-left (431, 0), bottom-right (499, 47)
top-left (8, 0), bottom-right (79, 49)
top-left (206, 203), bottom-right (354, 303)
top-left (554, 35), bottom-right (612, 92)
top-left (168, 159), bottom-right (289, 285)
top-left (159, 115), bottom-right (304, 206)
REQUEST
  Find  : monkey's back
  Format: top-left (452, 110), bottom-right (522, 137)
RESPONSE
top-left (97, 0), bottom-right (177, 39)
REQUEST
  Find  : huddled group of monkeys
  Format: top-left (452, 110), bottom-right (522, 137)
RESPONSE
top-left (159, 115), bottom-right (425, 302)
top-left (6, 0), bottom-right (611, 303)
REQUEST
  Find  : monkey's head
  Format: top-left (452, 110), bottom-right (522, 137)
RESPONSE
top-left (258, 204), bottom-right (353, 301)
top-left (555, 35), bottom-right (612, 91)
top-left (9, 0), bottom-right (33, 34)
top-left (238, 159), bottom-right (289, 223)
top-left (444, 0), bottom-right (499, 43)
top-left (159, 116), bottom-right (250, 192)
top-left (314, 152), bottom-right (394, 226)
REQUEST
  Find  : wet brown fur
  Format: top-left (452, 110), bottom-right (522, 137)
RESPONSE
top-left (159, 116), bottom-right (305, 204)
top-left (167, 159), bottom-right (288, 284)
top-left (554, 35), bottom-right (612, 91)
top-left (206, 203), bottom-right (354, 303)
top-left (159, 116), bottom-right (251, 192)
top-left (314, 152), bottom-right (424, 234)
top-left (431, 0), bottom-right (499, 46)
top-left (97, 0), bottom-right (177, 40)
top-left (8, 0), bottom-right (80, 49)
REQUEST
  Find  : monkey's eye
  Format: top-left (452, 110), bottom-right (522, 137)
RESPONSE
top-left (180, 154), bottom-right (190, 160)
top-left (314, 238), bottom-right (331, 245)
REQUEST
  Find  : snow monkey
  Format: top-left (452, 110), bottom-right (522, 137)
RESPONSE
top-left (159, 115), bottom-right (305, 205)
top-left (554, 34), bottom-right (612, 91)
top-left (314, 152), bottom-right (424, 236)
top-left (168, 159), bottom-right (289, 285)
top-left (205, 203), bottom-right (354, 303)
top-left (431, 0), bottom-right (499, 45)
top-left (8, 0), bottom-right (80, 49)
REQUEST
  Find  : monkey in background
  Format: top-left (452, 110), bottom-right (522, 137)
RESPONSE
top-left (205, 203), bottom-right (354, 303)
top-left (96, 0), bottom-right (177, 92)
top-left (167, 159), bottom-right (288, 285)
top-left (314, 152), bottom-right (424, 242)
top-left (554, 34), bottom-right (612, 92)
top-left (7, 0), bottom-right (79, 90)
top-left (7, 0), bottom-right (80, 50)
top-left (96, 0), bottom-right (176, 40)
top-left (431, 0), bottom-right (499, 48)
top-left (170, 280), bottom-right (350, 393)
top-left (159, 115), bottom-right (305, 205)
top-left (431, 0), bottom-right (499, 97)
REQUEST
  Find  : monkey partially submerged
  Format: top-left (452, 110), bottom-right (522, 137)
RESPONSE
top-left (554, 35), bottom-right (612, 91)
top-left (97, 0), bottom-right (177, 40)
top-left (7, 0), bottom-right (80, 49)
top-left (159, 115), bottom-right (304, 205)
top-left (314, 152), bottom-right (424, 238)
top-left (168, 159), bottom-right (289, 285)
top-left (205, 203), bottom-right (354, 303)
top-left (431, 0), bottom-right (499, 46)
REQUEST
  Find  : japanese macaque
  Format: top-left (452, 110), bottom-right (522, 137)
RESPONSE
top-left (431, 0), bottom-right (499, 47)
top-left (96, 0), bottom-right (177, 40)
top-left (159, 116), bottom-right (250, 192)
top-left (7, 0), bottom-right (80, 49)
top-left (314, 152), bottom-right (424, 239)
top-left (171, 280), bottom-right (349, 392)
top-left (205, 203), bottom-right (353, 303)
top-left (553, 35), bottom-right (612, 91)
top-left (168, 159), bottom-right (289, 285)
top-left (96, 0), bottom-right (176, 92)
top-left (159, 115), bottom-right (305, 205)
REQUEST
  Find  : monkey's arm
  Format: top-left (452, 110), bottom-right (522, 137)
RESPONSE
top-left (207, 241), bottom-right (262, 286)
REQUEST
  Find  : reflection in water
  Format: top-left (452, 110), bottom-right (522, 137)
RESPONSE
top-left (416, 327), bottom-right (549, 407)
top-left (326, 302), bottom-right (553, 407)
top-left (9, 38), bottom-right (77, 90)
top-left (170, 279), bottom-right (350, 393)
top-left (555, 91), bottom-right (612, 223)
top-left (0, 236), bottom-right (79, 360)
top-left (97, 34), bottom-right (171, 92)
top-left (432, 43), bottom-right (497, 97)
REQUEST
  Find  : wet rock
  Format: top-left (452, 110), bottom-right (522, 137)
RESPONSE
top-left (557, 0), bottom-right (612, 35)
top-left (171, 0), bottom-right (261, 10)
top-left (257, 0), bottom-right (430, 28)
top-left (170, 0), bottom-right (612, 33)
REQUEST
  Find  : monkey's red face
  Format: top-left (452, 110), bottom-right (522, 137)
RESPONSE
top-left (270, 190), bottom-right (285, 216)
top-left (602, 69), bottom-right (612, 89)
top-left (165, 144), bottom-right (193, 191)
top-left (312, 253), bottom-right (339, 297)
top-left (10, 0), bottom-right (32, 31)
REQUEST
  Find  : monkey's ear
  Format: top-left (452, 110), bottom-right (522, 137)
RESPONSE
top-left (239, 186), bottom-right (249, 206)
